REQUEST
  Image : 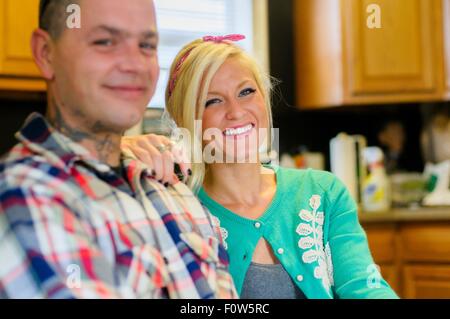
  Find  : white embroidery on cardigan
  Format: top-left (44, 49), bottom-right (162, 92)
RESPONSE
top-left (211, 215), bottom-right (229, 250)
top-left (297, 195), bottom-right (334, 292)
top-left (325, 243), bottom-right (334, 287)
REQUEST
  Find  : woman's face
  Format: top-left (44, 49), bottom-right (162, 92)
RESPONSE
top-left (201, 57), bottom-right (268, 163)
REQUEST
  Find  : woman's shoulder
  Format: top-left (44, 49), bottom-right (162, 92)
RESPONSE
top-left (274, 165), bottom-right (351, 205)
top-left (275, 165), bottom-right (341, 189)
top-left (275, 166), bottom-right (356, 218)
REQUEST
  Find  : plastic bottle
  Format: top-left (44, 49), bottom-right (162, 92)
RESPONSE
top-left (362, 147), bottom-right (392, 212)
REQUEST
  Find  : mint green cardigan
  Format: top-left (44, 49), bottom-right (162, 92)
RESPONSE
top-left (198, 166), bottom-right (398, 299)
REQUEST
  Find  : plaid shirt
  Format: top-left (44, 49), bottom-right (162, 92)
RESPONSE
top-left (0, 113), bottom-right (237, 299)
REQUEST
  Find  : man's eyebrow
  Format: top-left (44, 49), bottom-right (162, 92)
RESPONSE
top-left (90, 25), bottom-right (158, 39)
top-left (142, 31), bottom-right (159, 39)
top-left (91, 25), bottom-right (122, 36)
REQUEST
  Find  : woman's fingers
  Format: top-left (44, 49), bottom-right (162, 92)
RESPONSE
top-left (162, 151), bottom-right (177, 185)
top-left (146, 134), bottom-right (191, 183)
top-left (146, 145), bottom-right (165, 182)
top-left (132, 147), bottom-right (155, 173)
top-left (135, 145), bottom-right (175, 185)
top-left (143, 135), bottom-right (174, 184)
top-left (121, 134), bottom-right (191, 186)
top-left (171, 142), bottom-right (192, 179)
top-left (120, 136), bottom-right (138, 158)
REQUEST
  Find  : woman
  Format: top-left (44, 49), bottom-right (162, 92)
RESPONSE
top-left (122, 35), bottom-right (398, 299)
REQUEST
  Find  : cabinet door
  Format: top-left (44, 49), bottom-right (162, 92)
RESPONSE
top-left (403, 265), bottom-right (450, 298)
top-left (400, 223), bottom-right (450, 263)
top-left (0, 0), bottom-right (41, 77)
top-left (363, 224), bottom-right (400, 295)
top-left (342, 0), bottom-right (441, 97)
top-left (378, 264), bottom-right (400, 295)
top-left (444, 0), bottom-right (450, 97)
top-left (363, 224), bottom-right (396, 264)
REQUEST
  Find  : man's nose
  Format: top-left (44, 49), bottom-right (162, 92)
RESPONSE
top-left (118, 42), bottom-right (149, 74)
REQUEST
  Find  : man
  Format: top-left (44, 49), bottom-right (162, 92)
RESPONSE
top-left (0, 0), bottom-right (236, 299)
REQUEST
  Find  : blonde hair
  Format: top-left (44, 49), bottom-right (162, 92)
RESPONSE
top-left (165, 39), bottom-right (273, 192)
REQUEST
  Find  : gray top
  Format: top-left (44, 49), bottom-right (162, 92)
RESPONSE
top-left (240, 262), bottom-right (306, 299)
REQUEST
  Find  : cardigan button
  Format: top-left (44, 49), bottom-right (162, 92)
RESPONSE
top-left (254, 222), bottom-right (261, 229)
top-left (297, 275), bottom-right (304, 282)
top-left (277, 248), bottom-right (284, 255)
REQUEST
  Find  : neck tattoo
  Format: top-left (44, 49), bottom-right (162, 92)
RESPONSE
top-left (49, 97), bottom-right (120, 166)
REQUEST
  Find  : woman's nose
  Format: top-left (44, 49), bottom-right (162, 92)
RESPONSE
top-left (225, 99), bottom-right (246, 120)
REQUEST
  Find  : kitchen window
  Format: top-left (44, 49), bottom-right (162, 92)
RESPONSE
top-left (149, 0), bottom-right (269, 108)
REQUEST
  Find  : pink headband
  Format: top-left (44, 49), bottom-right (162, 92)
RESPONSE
top-left (167, 34), bottom-right (246, 98)
top-left (202, 34), bottom-right (246, 43)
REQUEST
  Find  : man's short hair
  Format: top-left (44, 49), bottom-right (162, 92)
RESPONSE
top-left (39, 0), bottom-right (78, 39)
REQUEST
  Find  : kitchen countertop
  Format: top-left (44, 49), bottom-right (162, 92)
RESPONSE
top-left (358, 206), bottom-right (450, 223)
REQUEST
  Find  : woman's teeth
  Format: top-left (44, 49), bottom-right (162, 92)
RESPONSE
top-left (224, 124), bottom-right (253, 136)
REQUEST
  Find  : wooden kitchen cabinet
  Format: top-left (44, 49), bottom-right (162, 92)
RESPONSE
top-left (0, 0), bottom-right (45, 91)
top-left (444, 0), bottom-right (450, 98)
top-left (363, 224), bottom-right (402, 296)
top-left (363, 224), bottom-right (396, 263)
top-left (403, 265), bottom-right (450, 299)
top-left (293, 0), bottom-right (447, 109)
top-left (362, 213), bottom-right (450, 299)
top-left (400, 223), bottom-right (450, 263)
top-left (379, 264), bottom-right (399, 293)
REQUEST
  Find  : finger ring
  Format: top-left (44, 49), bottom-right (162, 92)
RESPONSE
top-left (156, 144), bottom-right (170, 153)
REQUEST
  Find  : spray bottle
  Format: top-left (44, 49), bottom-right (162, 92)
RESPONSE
top-left (362, 147), bottom-right (391, 212)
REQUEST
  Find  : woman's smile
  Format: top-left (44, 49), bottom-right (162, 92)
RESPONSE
top-left (223, 123), bottom-right (255, 138)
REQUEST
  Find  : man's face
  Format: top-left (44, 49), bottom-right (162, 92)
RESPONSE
top-left (50, 0), bottom-right (159, 133)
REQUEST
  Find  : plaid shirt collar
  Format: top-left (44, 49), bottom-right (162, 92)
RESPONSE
top-left (16, 112), bottom-right (143, 177)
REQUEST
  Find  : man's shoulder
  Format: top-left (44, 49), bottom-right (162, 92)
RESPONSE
top-left (0, 143), bottom-right (70, 196)
top-left (160, 181), bottom-right (208, 219)
top-left (142, 179), bottom-right (214, 228)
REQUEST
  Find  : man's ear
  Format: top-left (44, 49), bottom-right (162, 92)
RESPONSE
top-left (30, 29), bottom-right (55, 80)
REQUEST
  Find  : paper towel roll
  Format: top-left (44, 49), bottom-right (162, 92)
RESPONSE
top-left (330, 133), bottom-right (366, 203)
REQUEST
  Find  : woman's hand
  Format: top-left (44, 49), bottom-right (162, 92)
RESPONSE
top-left (121, 134), bottom-right (191, 186)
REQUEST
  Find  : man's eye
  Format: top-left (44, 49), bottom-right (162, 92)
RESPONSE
top-left (140, 42), bottom-right (157, 51)
top-left (239, 88), bottom-right (256, 97)
top-left (205, 98), bottom-right (221, 108)
top-left (93, 39), bottom-right (113, 46)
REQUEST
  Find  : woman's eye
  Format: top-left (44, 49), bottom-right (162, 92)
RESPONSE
top-left (239, 88), bottom-right (256, 97)
top-left (93, 39), bottom-right (113, 46)
top-left (205, 98), bottom-right (221, 108)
